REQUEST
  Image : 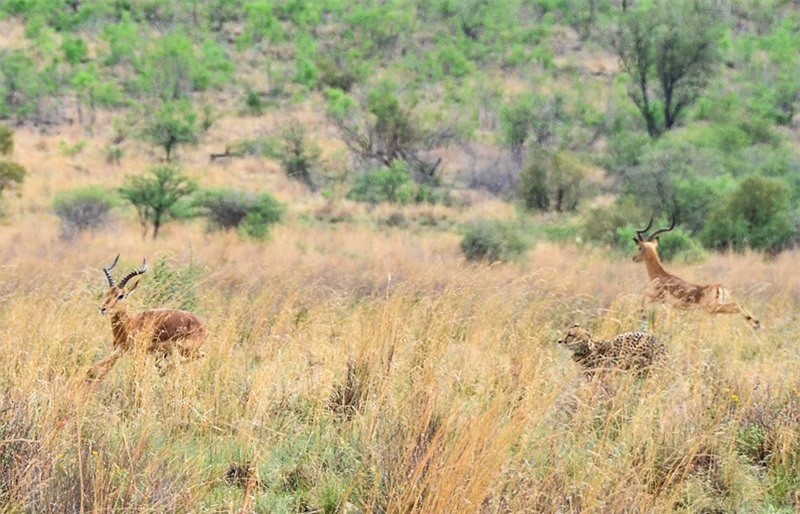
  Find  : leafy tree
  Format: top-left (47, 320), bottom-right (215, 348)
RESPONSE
top-left (519, 150), bottom-right (593, 212)
top-left (278, 124), bottom-right (321, 191)
top-left (119, 166), bottom-right (197, 239)
top-left (238, 0), bottom-right (284, 48)
top-left (701, 176), bottom-right (795, 254)
top-left (102, 12), bottom-right (141, 67)
top-left (613, 0), bottom-right (721, 137)
top-left (0, 50), bottom-right (44, 120)
top-left (0, 125), bottom-right (25, 210)
top-left (332, 83), bottom-right (447, 185)
top-left (500, 93), bottom-right (566, 160)
top-left (140, 100), bottom-right (200, 161)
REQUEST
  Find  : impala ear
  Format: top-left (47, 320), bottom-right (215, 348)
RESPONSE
top-left (127, 278), bottom-right (141, 294)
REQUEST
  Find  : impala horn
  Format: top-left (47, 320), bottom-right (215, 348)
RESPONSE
top-left (118, 258), bottom-right (148, 288)
top-left (635, 216), bottom-right (654, 242)
top-left (103, 254), bottom-right (120, 287)
top-left (648, 215), bottom-right (676, 240)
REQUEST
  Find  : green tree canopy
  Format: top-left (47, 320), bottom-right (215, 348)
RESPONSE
top-left (119, 166), bottom-right (197, 239)
top-left (613, 0), bottom-right (721, 137)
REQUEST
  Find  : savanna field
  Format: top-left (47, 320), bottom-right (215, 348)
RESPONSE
top-left (2, 1), bottom-right (800, 512)
top-left (2, 122), bottom-right (800, 512)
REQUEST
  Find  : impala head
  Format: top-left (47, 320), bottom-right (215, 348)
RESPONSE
top-left (100, 254), bottom-right (147, 315)
top-left (557, 323), bottom-right (593, 352)
top-left (632, 215), bottom-right (675, 262)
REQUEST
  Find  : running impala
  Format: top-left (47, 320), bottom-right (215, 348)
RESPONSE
top-left (632, 217), bottom-right (760, 329)
top-left (87, 255), bottom-right (208, 380)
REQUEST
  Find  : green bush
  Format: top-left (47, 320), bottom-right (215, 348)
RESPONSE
top-left (196, 189), bottom-right (253, 231)
top-left (53, 186), bottom-right (117, 239)
top-left (241, 192), bottom-right (284, 239)
top-left (460, 219), bottom-right (528, 262)
top-left (0, 125), bottom-right (25, 212)
top-left (196, 189), bottom-right (283, 238)
top-left (701, 176), bottom-right (796, 253)
top-left (672, 176), bottom-right (735, 234)
top-left (650, 228), bottom-right (707, 263)
top-left (278, 124), bottom-right (321, 191)
top-left (347, 161), bottom-right (433, 205)
top-left (519, 150), bottom-right (593, 212)
top-left (144, 257), bottom-right (204, 312)
top-left (579, 198), bottom-right (647, 248)
top-left (62, 36), bottom-right (88, 64)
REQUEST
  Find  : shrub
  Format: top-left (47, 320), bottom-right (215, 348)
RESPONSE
top-left (579, 198), bottom-right (647, 248)
top-left (196, 189), bottom-right (252, 231)
top-left (672, 176), bottom-right (735, 234)
top-left (144, 257), bottom-right (204, 312)
top-left (240, 193), bottom-right (284, 239)
top-left (701, 176), bottom-right (795, 254)
top-left (196, 189), bottom-right (283, 238)
top-left (315, 55), bottom-right (360, 92)
top-left (0, 125), bottom-right (26, 213)
top-left (53, 186), bottom-right (117, 240)
top-left (652, 228), bottom-right (707, 263)
top-left (460, 219), bottom-right (527, 262)
top-left (347, 161), bottom-right (431, 205)
top-left (62, 36), bottom-right (88, 64)
top-left (278, 124), bottom-right (321, 191)
top-left (519, 150), bottom-right (594, 212)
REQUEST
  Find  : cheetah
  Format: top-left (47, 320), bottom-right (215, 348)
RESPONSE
top-left (557, 323), bottom-right (666, 376)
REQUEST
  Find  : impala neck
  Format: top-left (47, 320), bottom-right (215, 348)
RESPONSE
top-left (642, 247), bottom-right (668, 279)
top-left (110, 308), bottom-right (131, 345)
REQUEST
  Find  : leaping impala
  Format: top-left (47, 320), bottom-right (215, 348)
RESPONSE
top-left (633, 217), bottom-right (760, 329)
top-left (87, 255), bottom-right (208, 380)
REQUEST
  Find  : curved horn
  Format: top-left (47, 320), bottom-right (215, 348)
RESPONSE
top-left (649, 214), bottom-right (676, 240)
top-left (103, 254), bottom-right (120, 287)
top-left (635, 216), bottom-right (654, 241)
top-left (118, 257), bottom-right (147, 288)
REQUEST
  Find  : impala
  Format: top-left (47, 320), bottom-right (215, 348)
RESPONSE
top-left (87, 255), bottom-right (208, 380)
top-left (633, 217), bottom-right (760, 329)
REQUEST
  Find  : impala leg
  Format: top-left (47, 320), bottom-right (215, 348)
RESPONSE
top-left (87, 348), bottom-right (125, 381)
top-left (709, 303), bottom-right (761, 329)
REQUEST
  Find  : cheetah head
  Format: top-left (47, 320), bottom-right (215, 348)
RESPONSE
top-left (557, 323), bottom-right (594, 355)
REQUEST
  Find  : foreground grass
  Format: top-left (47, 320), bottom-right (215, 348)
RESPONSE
top-left (0, 223), bottom-right (799, 513)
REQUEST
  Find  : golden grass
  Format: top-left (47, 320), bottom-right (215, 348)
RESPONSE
top-left (1, 205), bottom-right (799, 512)
top-left (2, 110), bottom-right (799, 512)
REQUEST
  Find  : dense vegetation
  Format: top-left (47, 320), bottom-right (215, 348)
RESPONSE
top-left (0, 0), bottom-right (799, 255)
top-left (1, 1), bottom-right (800, 512)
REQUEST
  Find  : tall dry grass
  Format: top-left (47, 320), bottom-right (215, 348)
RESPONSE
top-left (1, 115), bottom-right (798, 512)
top-left (1, 211), bottom-right (799, 513)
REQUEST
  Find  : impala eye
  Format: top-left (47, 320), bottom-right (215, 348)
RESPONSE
top-left (117, 294), bottom-right (125, 300)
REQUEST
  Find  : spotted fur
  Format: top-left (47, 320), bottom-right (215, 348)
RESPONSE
top-left (558, 324), bottom-right (666, 376)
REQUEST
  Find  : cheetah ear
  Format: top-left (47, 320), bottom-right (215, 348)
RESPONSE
top-left (571, 322), bottom-right (580, 328)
